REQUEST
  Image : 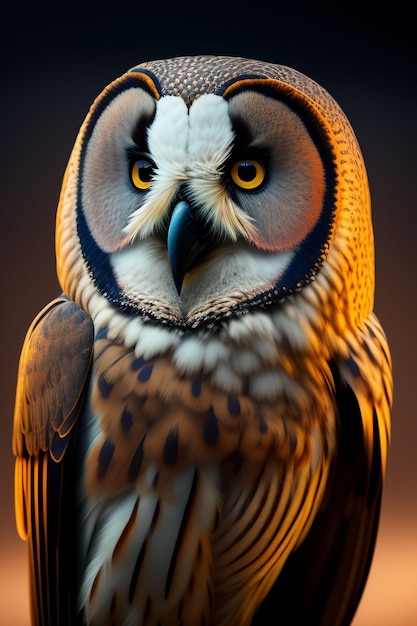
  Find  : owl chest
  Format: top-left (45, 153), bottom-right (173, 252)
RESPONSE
top-left (82, 329), bottom-right (334, 499)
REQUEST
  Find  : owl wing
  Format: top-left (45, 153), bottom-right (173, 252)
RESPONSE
top-left (252, 320), bottom-right (392, 626)
top-left (13, 295), bottom-right (94, 626)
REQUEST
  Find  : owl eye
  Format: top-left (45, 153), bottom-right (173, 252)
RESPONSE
top-left (130, 157), bottom-right (154, 190)
top-left (230, 159), bottom-right (266, 190)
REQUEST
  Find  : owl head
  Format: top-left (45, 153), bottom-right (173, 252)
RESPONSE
top-left (56, 55), bottom-right (373, 340)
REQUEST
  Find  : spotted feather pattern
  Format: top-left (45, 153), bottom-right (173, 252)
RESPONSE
top-left (85, 324), bottom-right (334, 498)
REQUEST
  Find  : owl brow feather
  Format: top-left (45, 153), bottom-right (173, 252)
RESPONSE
top-left (130, 109), bottom-right (157, 153)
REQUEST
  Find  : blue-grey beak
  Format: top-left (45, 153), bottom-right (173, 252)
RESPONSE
top-left (167, 200), bottom-right (214, 294)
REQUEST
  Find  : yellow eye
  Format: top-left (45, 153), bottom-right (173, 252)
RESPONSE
top-left (230, 159), bottom-right (266, 190)
top-left (130, 158), bottom-right (154, 190)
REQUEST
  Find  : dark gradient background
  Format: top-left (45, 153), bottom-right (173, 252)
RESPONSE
top-left (1, 2), bottom-right (416, 624)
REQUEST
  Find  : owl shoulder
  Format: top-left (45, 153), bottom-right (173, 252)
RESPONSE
top-left (12, 294), bottom-right (94, 461)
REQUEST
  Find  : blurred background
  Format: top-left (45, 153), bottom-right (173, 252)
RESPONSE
top-left (1, 2), bottom-right (416, 624)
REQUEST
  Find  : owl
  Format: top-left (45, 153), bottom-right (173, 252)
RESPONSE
top-left (13, 55), bottom-right (392, 626)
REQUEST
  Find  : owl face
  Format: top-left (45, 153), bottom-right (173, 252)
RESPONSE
top-left (57, 56), bottom-right (371, 330)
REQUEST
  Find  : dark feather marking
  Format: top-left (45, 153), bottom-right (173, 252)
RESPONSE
top-left (120, 407), bottom-right (134, 432)
top-left (288, 432), bottom-right (297, 454)
top-left (150, 501), bottom-right (161, 532)
top-left (94, 326), bottom-right (108, 341)
top-left (131, 356), bottom-right (146, 371)
top-left (278, 417), bottom-right (296, 455)
top-left (361, 339), bottom-right (378, 365)
top-left (382, 376), bottom-right (392, 410)
top-left (203, 408), bottom-right (219, 446)
top-left (138, 364), bottom-right (154, 382)
top-left (129, 502), bottom-right (160, 603)
top-left (98, 373), bottom-right (114, 398)
top-left (191, 377), bottom-right (202, 397)
top-left (378, 338), bottom-right (391, 365)
top-left (227, 394), bottom-right (241, 416)
top-left (112, 499), bottom-right (140, 562)
top-left (164, 429), bottom-right (179, 466)
top-left (97, 439), bottom-right (115, 480)
top-left (129, 540), bottom-right (148, 603)
top-left (165, 470), bottom-right (198, 599)
top-left (152, 471), bottom-right (160, 489)
top-left (258, 408), bottom-right (268, 434)
top-left (345, 356), bottom-right (360, 378)
top-left (129, 438), bottom-right (145, 482)
top-left (364, 321), bottom-right (377, 338)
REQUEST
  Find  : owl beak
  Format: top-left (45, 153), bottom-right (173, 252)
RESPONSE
top-left (167, 200), bottom-right (213, 294)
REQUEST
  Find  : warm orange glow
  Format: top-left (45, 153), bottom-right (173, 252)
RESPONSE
top-left (1, 508), bottom-right (416, 624)
top-left (0, 544), bottom-right (30, 626)
top-left (352, 512), bottom-right (417, 625)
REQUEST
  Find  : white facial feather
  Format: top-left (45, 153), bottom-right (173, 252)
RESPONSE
top-left (187, 94), bottom-right (257, 241)
top-left (110, 239), bottom-right (181, 313)
top-left (187, 94), bottom-right (234, 178)
top-left (180, 245), bottom-right (294, 318)
top-left (148, 96), bottom-right (189, 178)
top-left (124, 96), bottom-right (189, 241)
top-left (124, 94), bottom-right (257, 244)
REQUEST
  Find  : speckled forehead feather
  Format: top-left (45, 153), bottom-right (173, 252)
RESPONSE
top-left (130, 55), bottom-right (329, 106)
